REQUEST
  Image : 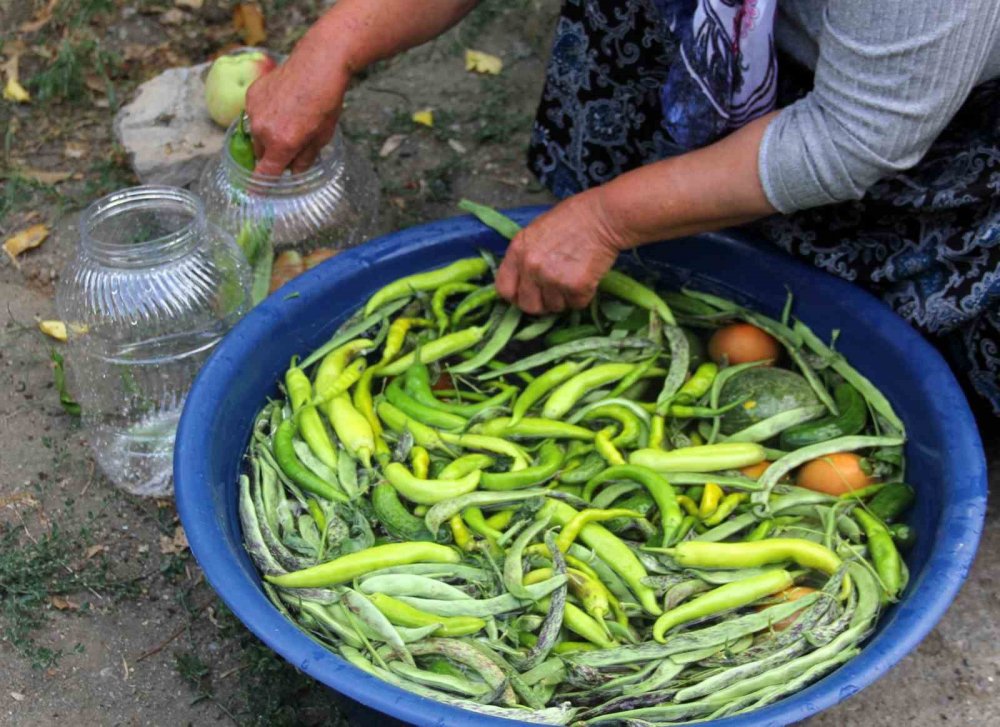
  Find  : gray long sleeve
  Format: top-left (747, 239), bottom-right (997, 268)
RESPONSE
top-left (759, 0), bottom-right (1000, 215)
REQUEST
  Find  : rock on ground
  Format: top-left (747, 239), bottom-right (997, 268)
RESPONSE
top-left (113, 63), bottom-right (223, 188)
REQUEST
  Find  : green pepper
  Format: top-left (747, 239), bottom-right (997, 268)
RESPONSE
top-left (867, 482), bottom-right (916, 523)
top-left (228, 113), bottom-right (256, 171)
top-left (779, 382), bottom-right (868, 450)
top-left (480, 441), bottom-right (564, 490)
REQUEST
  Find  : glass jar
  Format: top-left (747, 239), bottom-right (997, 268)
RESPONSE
top-left (56, 186), bottom-right (251, 497)
top-left (197, 122), bottom-right (380, 264)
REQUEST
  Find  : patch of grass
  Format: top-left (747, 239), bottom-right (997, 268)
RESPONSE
top-left (79, 147), bottom-right (137, 201)
top-left (470, 78), bottom-right (532, 144)
top-left (0, 521), bottom-right (132, 669)
top-left (28, 37), bottom-right (121, 105)
top-left (55, 0), bottom-right (116, 27)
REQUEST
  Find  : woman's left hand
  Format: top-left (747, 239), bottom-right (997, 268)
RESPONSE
top-left (495, 189), bottom-right (631, 314)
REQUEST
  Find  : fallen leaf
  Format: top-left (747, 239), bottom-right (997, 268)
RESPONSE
top-left (84, 74), bottom-right (107, 95)
top-left (19, 169), bottom-right (72, 185)
top-left (20, 0), bottom-right (59, 34)
top-left (379, 133), bottom-right (406, 158)
top-left (270, 250), bottom-right (304, 293)
top-left (159, 8), bottom-right (187, 25)
top-left (159, 526), bottom-right (189, 555)
top-left (2, 46), bottom-right (30, 104)
top-left (85, 544), bottom-right (108, 560)
top-left (38, 320), bottom-right (67, 341)
top-left (3, 224), bottom-right (49, 266)
top-left (412, 108), bottom-right (434, 128)
top-left (175, 0), bottom-right (204, 8)
top-left (64, 141), bottom-right (88, 159)
top-left (447, 139), bottom-right (468, 154)
top-left (233, 4), bottom-right (267, 46)
top-left (303, 248), bottom-right (337, 269)
top-left (10, 692), bottom-right (25, 702)
top-left (3, 78), bottom-right (30, 103)
top-left (49, 596), bottom-right (79, 611)
top-left (465, 49), bottom-right (503, 75)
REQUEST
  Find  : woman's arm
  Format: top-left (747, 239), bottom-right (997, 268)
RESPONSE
top-left (246, 0), bottom-right (477, 175)
top-left (496, 112), bottom-right (778, 314)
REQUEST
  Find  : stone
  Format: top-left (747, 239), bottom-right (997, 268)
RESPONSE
top-left (113, 63), bottom-right (225, 188)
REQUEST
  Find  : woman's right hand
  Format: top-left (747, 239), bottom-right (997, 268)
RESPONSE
top-left (244, 49), bottom-right (352, 176)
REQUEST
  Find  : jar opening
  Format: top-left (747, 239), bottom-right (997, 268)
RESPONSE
top-left (81, 186), bottom-right (205, 267)
top-left (222, 119), bottom-right (344, 195)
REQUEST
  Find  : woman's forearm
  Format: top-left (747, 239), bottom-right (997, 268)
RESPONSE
top-left (596, 112), bottom-right (780, 249)
top-left (296, 0), bottom-right (478, 78)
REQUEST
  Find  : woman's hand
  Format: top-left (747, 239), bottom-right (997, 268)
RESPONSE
top-left (495, 189), bottom-right (632, 314)
top-left (245, 51), bottom-right (351, 176)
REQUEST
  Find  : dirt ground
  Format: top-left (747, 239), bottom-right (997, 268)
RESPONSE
top-left (1, 2), bottom-right (997, 726)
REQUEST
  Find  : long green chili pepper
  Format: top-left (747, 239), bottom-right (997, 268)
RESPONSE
top-left (364, 258), bottom-right (489, 316)
top-left (511, 359), bottom-right (592, 425)
top-left (481, 441), bottom-right (564, 490)
top-left (376, 326), bottom-right (487, 377)
top-left (653, 569), bottom-right (794, 642)
top-left (583, 465), bottom-right (684, 547)
top-left (385, 377), bottom-right (468, 431)
top-left (404, 360), bottom-right (516, 416)
top-left (431, 282), bottom-right (478, 334)
top-left (272, 417), bottom-right (346, 502)
top-left (854, 509), bottom-right (904, 600)
top-left (451, 285), bottom-right (499, 327)
top-left (475, 417), bottom-right (596, 441)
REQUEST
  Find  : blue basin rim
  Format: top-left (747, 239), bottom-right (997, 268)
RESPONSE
top-left (175, 206), bottom-right (987, 727)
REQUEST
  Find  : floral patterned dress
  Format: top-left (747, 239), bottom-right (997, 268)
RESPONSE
top-left (527, 0), bottom-right (1000, 418)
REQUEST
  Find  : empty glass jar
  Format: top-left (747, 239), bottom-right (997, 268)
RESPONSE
top-left (198, 122), bottom-right (379, 258)
top-left (57, 186), bottom-right (251, 496)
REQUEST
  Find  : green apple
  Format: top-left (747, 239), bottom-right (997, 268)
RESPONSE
top-left (204, 50), bottom-right (277, 128)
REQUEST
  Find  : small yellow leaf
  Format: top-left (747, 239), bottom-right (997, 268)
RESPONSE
top-left (3, 77), bottom-right (30, 103)
top-left (39, 321), bottom-right (67, 342)
top-left (412, 109), bottom-right (434, 127)
top-left (3, 224), bottom-right (49, 266)
top-left (465, 49), bottom-right (503, 75)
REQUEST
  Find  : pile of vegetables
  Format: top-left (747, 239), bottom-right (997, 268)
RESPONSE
top-left (238, 202), bottom-right (913, 724)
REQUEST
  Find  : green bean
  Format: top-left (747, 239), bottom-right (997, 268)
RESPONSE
top-left (751, 435), bottom-right (905, 509)
top-left (449, 304), bottom-right (522, 373)
top-left (358, 574), bottom-right (473, 601)
top-left (654, 324), bottom-right (691, 409)
top-left (424, 489), bottom-right (550, 536)
top-left (387, 662), bottom-right (489, 698)
top-left (478, 336), bottom-right (658, 381)
top-left (721, 404), bottom-right (827, 443)
top-left (513, 314), bottom-right (559, 341)
top-left (795, 320), bottom-right (905, 433)
top-left (504, 515), bottom-right (552, 599)
top-left (396, 576), bottom-right (567, 617)
top-left (343, 588), bottom-right (413, 665)
top-left (564, 593), bottom-right (821, 667)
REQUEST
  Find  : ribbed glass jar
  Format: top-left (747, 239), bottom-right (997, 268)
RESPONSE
top-left (56, 186), bottom-right (251, 496)
top-left (197, 123), bottom-right (379, 257)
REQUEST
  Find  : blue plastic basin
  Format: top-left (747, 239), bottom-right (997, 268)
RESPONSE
top-left (175, 208), bottom-right (988, 726)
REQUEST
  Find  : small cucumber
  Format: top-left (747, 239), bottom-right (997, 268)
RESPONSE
top-left (779, 382), bottom-right (868, 449)
top-left (371, 483), bottom-right (436, 541)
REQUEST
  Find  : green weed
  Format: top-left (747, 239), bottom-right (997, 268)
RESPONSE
top-left (28, 37), bottom-right (120, 105)
top-left (0, 521), bottom-right (130, 669)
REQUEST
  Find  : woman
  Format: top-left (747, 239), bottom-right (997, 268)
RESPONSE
top-left (246, 0), bottom-right (1000, 418)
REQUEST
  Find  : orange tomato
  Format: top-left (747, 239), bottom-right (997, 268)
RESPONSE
top-left (796, 452), bottom-right (874, 495)
top-left (708, 323), bottom-right (780, 366)
top-left (740, 460), bottom-right (772, 479)
top-left (756, 586), bottom-right (818, 630)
